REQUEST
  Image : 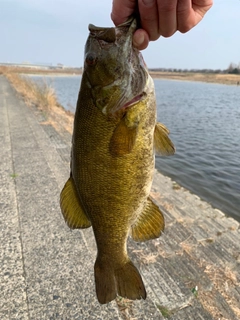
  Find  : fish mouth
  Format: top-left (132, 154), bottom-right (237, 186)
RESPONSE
top-left (87, 17), bottom-right (148, 117)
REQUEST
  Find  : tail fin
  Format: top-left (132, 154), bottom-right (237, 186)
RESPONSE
top-left (115, 260), bottom-right (146, 301)
top-left (94, 258), bottom-right (146, 304)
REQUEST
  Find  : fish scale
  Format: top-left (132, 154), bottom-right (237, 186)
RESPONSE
top-left (60, 17), bottom-right (175, 304)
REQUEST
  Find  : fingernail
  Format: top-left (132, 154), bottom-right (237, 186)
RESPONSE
top-left (133, 32), bottom-right (144, 47)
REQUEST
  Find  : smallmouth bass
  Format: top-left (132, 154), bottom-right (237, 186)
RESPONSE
top-left (60, 18), bottom-right (175, 304)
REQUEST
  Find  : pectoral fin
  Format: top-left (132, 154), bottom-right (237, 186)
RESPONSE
top-left (131, 197), bottom-right (165, 242)
top-left (154, 122), bottom-right (175, 156)
top-left (109, 116), bottom-right (137, 157)
top-left (60, 175), bottom-right (91, 229)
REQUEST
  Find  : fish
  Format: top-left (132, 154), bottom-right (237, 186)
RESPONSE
top-left (60, 17), bottom-right (175, 304)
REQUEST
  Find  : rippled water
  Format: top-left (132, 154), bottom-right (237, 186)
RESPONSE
top-left (30, 75), bottom-right (240, 221)
top-left (155, 80), bottom-right (240, 222)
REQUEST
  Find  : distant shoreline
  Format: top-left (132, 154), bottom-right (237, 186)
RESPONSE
top-left (1, 65), bottom-right (240, 86)
top-left (22, 73), bottom-right (81, 78)
top-left (150, 71), bottom-right (240, 86)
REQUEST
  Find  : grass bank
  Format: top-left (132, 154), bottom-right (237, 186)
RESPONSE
top-left (150, 71), bottom-right (240, 85)
top-left (0, 65), bottom-right (81, 76)
top-left (1, 65), bottom-right (240, 86)
top-left (4, 70), bottom-right (74, 134)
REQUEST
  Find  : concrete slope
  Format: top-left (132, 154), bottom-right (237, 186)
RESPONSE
top-left (0, 75), bottom-right (239, 320)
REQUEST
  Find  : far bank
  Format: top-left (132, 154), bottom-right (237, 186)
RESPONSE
top-left (150, 71), bottom-right (240, 86)
top-left (1, 65), bottom-right (240, 86)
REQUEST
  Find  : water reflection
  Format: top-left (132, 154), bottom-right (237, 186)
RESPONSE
top-left (30, 75), bottom-right (240, 221)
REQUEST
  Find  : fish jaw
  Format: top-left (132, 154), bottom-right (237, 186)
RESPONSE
top-left (83, 18), bottom-right (148, 116)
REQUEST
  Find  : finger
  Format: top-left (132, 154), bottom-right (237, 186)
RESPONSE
top-left (111, 0), bottom-right (136, 26)
top-left (138, 0), bottom-right (160, 41)
top-left (177, 0), bottom-right (213, 33)
top-left (133, 29), bottom-right (149, 50)
top-left (177, 0), bottom-right (193, 33)
top-left (192, 0), bottom-right (213, 22)
top-left (157, 0), bottom-right (178, 37)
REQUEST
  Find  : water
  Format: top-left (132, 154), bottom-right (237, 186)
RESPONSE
top-left (29, 75), bottom-right (81, 112)
top-left (154, 80), bottom-right (240, 222)
top-left (30, 75), bottom-right (240, 222)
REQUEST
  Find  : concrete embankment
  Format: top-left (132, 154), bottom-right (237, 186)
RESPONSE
top-left (0, 75), bottom-right (239, 320)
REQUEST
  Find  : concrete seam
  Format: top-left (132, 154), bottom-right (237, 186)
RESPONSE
top-left (5, 94), bottom-right (31, 320)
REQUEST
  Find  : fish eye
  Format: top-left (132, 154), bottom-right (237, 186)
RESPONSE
top-left (85, 52), bottom-right (97, 66)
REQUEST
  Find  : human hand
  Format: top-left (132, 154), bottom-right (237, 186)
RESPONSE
top-left (111, 0), bottom-right (213, 50)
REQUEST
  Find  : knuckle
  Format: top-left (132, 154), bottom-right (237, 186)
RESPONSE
top-left (177, 19), bottom-right (195, 33)
top-left (161, 29), bottom-right (176, 38)
top-left (158, 3), bottom-right (176, 13)
top-left (149, 33), bottom-right (160, 41)
top-left (178, 25), bottom-right (191, 33)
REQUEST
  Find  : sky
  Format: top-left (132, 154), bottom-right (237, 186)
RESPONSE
top-left (0, 0), bottom-right (240, 70)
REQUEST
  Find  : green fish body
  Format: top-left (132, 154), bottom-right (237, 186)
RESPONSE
top-left (60, 18), bottom-right (175, 304)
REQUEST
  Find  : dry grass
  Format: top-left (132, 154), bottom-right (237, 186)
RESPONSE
top-left (200, 264), bottom-right (240, 320)
top-left (132, 249), bottom-right (159, 264)
top-left (6, 72), bottom-right (57, 111)
top-left (161, 201), bottom-right (174, 212)
top-left (150, 71), bottom-right (240, 86)
top-left (115, 296), bottom-right (137, 320)
top-left (178, 239), bottom-right (240, 320)
top-left (4, 70), bottom-right (74, 134)
top-left (0, 65), bottom-right (81, 75)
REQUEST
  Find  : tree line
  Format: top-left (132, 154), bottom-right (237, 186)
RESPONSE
top-left (149, 62), bottom-right (240, 74)
top-left (227, 62), bottom-right (240, 74)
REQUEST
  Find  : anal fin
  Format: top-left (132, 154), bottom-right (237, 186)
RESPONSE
top-left (60, 175), bottom-right (91, 229)
top-left (131, 197), bottom-right (164, 242)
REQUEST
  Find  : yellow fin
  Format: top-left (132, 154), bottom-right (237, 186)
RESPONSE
top-left (94, 257), bottom-right (146, 304)
top-left (156, 122), bottom-right (170, 134)
top-left (131, 197), bottom-right (165, 242)
top-left (154, 122), bottom-right (175, 156)
top-left (115, 260), bottom-right (146, 301)
top-left (60, 176), bottom-right (91, 229)
top-left (109, 116), bottom-right (137, 156)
